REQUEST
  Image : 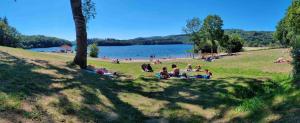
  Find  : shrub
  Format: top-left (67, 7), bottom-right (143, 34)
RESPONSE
top-left (291, 37), bottom-right (300, 84)
top-left (89, 43), bottom-right (99, 58)
top-left (220, 34), bottom-right (244, 53)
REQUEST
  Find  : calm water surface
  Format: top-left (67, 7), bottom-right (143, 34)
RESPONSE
top-left (30, 44), bottom-right (193, 59)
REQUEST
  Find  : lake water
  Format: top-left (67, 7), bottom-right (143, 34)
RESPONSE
top-left (30, 44), bottom-right (193, 59)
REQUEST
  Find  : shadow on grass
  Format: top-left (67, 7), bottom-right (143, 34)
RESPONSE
top-left (0, 51), bottom-right (145, 122)
top-left (0, 51), bottom-right (299, 122)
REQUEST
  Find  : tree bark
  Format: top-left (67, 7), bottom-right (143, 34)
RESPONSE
top-left (70, 0), bottom-right (87, 69)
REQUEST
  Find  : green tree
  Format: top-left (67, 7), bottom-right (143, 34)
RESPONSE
top-left (277, 0), bottom-right (300, 85)
top-left (274, 19), bottom-right (290, 47)
top-left (183, 17), bottom-right (202, 58)
top-left (201, 15), bottom-right (224, 54)
top-left (3, 17), bottom-right (8, 25)
top-left (89, 43), bottom-right (99, 58)
top-left (286, 0), bottom-right (300, 84)
top-left (70, 0), bottom-right (96, 69)
top-left (220, 34), bottom-right (244, 54)
top-left (0, 19), bottom-right (20, 47)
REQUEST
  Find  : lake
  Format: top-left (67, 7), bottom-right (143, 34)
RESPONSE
top-left (30, 44), bottom-right (193, 59)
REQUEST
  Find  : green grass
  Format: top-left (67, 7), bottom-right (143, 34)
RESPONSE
top-left (0, 46), bottom-right (299, 123)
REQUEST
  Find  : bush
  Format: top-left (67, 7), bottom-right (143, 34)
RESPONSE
top-left (220, 34), bottom-right (244, 53)
top-left (230, 35), bottom-right (244, 53)
top-left (198, 43), bottom-right (218, 53)
top-left (89, 43), bottom-right (99, 58)
top-left (291, 37), bottom-right (300, 84)
top-left (0, 21), bottom-right (20, 47)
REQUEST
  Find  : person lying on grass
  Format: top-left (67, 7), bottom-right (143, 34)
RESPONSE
top-left (274, 57), bottom-right (291, 64)
top-left (96, 68), bottom-right (118, 77)
top-left (194, 69), bottom-right (212, 79)
top-left (160, 67), bottom-right (170, 79)
top-left (86, 65), bottom-right (117, 77)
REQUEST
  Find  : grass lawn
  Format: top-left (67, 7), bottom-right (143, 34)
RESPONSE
top-left (0, 46), bottom-right (299, 123)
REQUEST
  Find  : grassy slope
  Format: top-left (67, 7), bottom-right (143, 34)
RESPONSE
top-left (0, 46), bottom-right (299, 123)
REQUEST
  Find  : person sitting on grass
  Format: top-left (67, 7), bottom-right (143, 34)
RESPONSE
top-left (170, 64), bottom-right (180, 77)
top-left (154, 59), bottom-right (162, 64)
top-left (116, 59), bottom-right (120, 64)
top-left (141, 64), bottom-right (153, 72)
top-left (195, 69), bottom-right (212, 79)
top-left (141, 64), bottom-right (147, 71)
top-left (147, 64), bottom-right (153, 72)
top-left (194, 65), bottom-right (202, 72)
top-left (186, 64), bottom-right (193, 72)
top-left (160, 67), bottom-right (170, 79)
top-left (112, 59), bottom-right (120, 64)
top-left (205, 56), bottom-right (215, 62)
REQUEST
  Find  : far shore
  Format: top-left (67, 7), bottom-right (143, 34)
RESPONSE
top-left (40, 46), bottom-right (277, 63)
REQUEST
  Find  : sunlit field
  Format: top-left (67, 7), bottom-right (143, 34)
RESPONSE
top-left (0, 46), bottom-right (299, 123)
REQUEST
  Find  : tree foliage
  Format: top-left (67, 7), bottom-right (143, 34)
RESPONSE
top-left (0, 17), bottom-right (71, 49)
top-left (183, 17), bottom-right (202, 54)
top-left (220, 34), bottom-right (244, 53)
top-left (0, 18), bottom-right (21, 47)
top-left (276, 0), bottom-right (300, 84)
top-left (274, 19), bottom-right (291, 47)
top-left (89, 43), bottom-right (99, 57)
top-left (226, 29), bottom-right (275, 47)
top-left (82, 0), bottom-right (96, 24)
top-left (19, 35), bottom-right (72, 49)
top-left (183, 17), bottom-right (202, 42)
top-left (200, 15), bottom-right (225, 53)
top-left (182, 15), bottom-right (246, 54)
top-left (201, 15), bottom-right (224, 42)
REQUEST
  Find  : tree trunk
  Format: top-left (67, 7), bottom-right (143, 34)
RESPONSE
top-left (192, 42), bottom-right (195, 59)
top-left (70, 0), bottom-right (87, 69)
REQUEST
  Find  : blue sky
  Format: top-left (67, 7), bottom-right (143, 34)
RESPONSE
top-left (0, 0), bottom-right (292, 40)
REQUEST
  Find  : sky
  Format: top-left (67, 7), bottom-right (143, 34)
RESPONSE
top-left (0, 0), bottom-right (292, 40)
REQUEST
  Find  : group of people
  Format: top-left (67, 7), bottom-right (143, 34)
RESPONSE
top-left (186, 64), bottom-right (202, 72)
top-left (153, 59), bottom-right (162, 64)
top-left (159, 64), bottom-right (212, 79)
top-left (141, 64), bottom-right (154, 72)
top-left (141, 63), bottom-right (212, 80)
top-left (112, 59), bottom-right (120, 64)
top-left (274, 57), bottom-right (291, 64)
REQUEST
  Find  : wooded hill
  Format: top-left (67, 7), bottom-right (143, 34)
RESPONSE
top-left (19, 35), bottom-right (72, 49)
top-left (89, 29), bottom-right (276, 47)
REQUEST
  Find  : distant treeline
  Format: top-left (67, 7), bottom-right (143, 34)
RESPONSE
top-left (87, 37), bottom-right (187, 46)
top-left (225, 29), bottom-right (276, 47)
top-left (0, 17), bottom-right (72, 49)
top-left (19, 30), bottom-right (275, 48)
top-left (86, 30), bottom-right (276, 47)
top-left (19, 35), bottom-right (72, 49)
top-left (1, 16), bottom-right (278, 48)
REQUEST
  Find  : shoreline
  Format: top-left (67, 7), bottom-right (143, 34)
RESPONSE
top-left (43, 52), bottom-right (195, 63)
top-left (93, 57), bottom-right (194, 63)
